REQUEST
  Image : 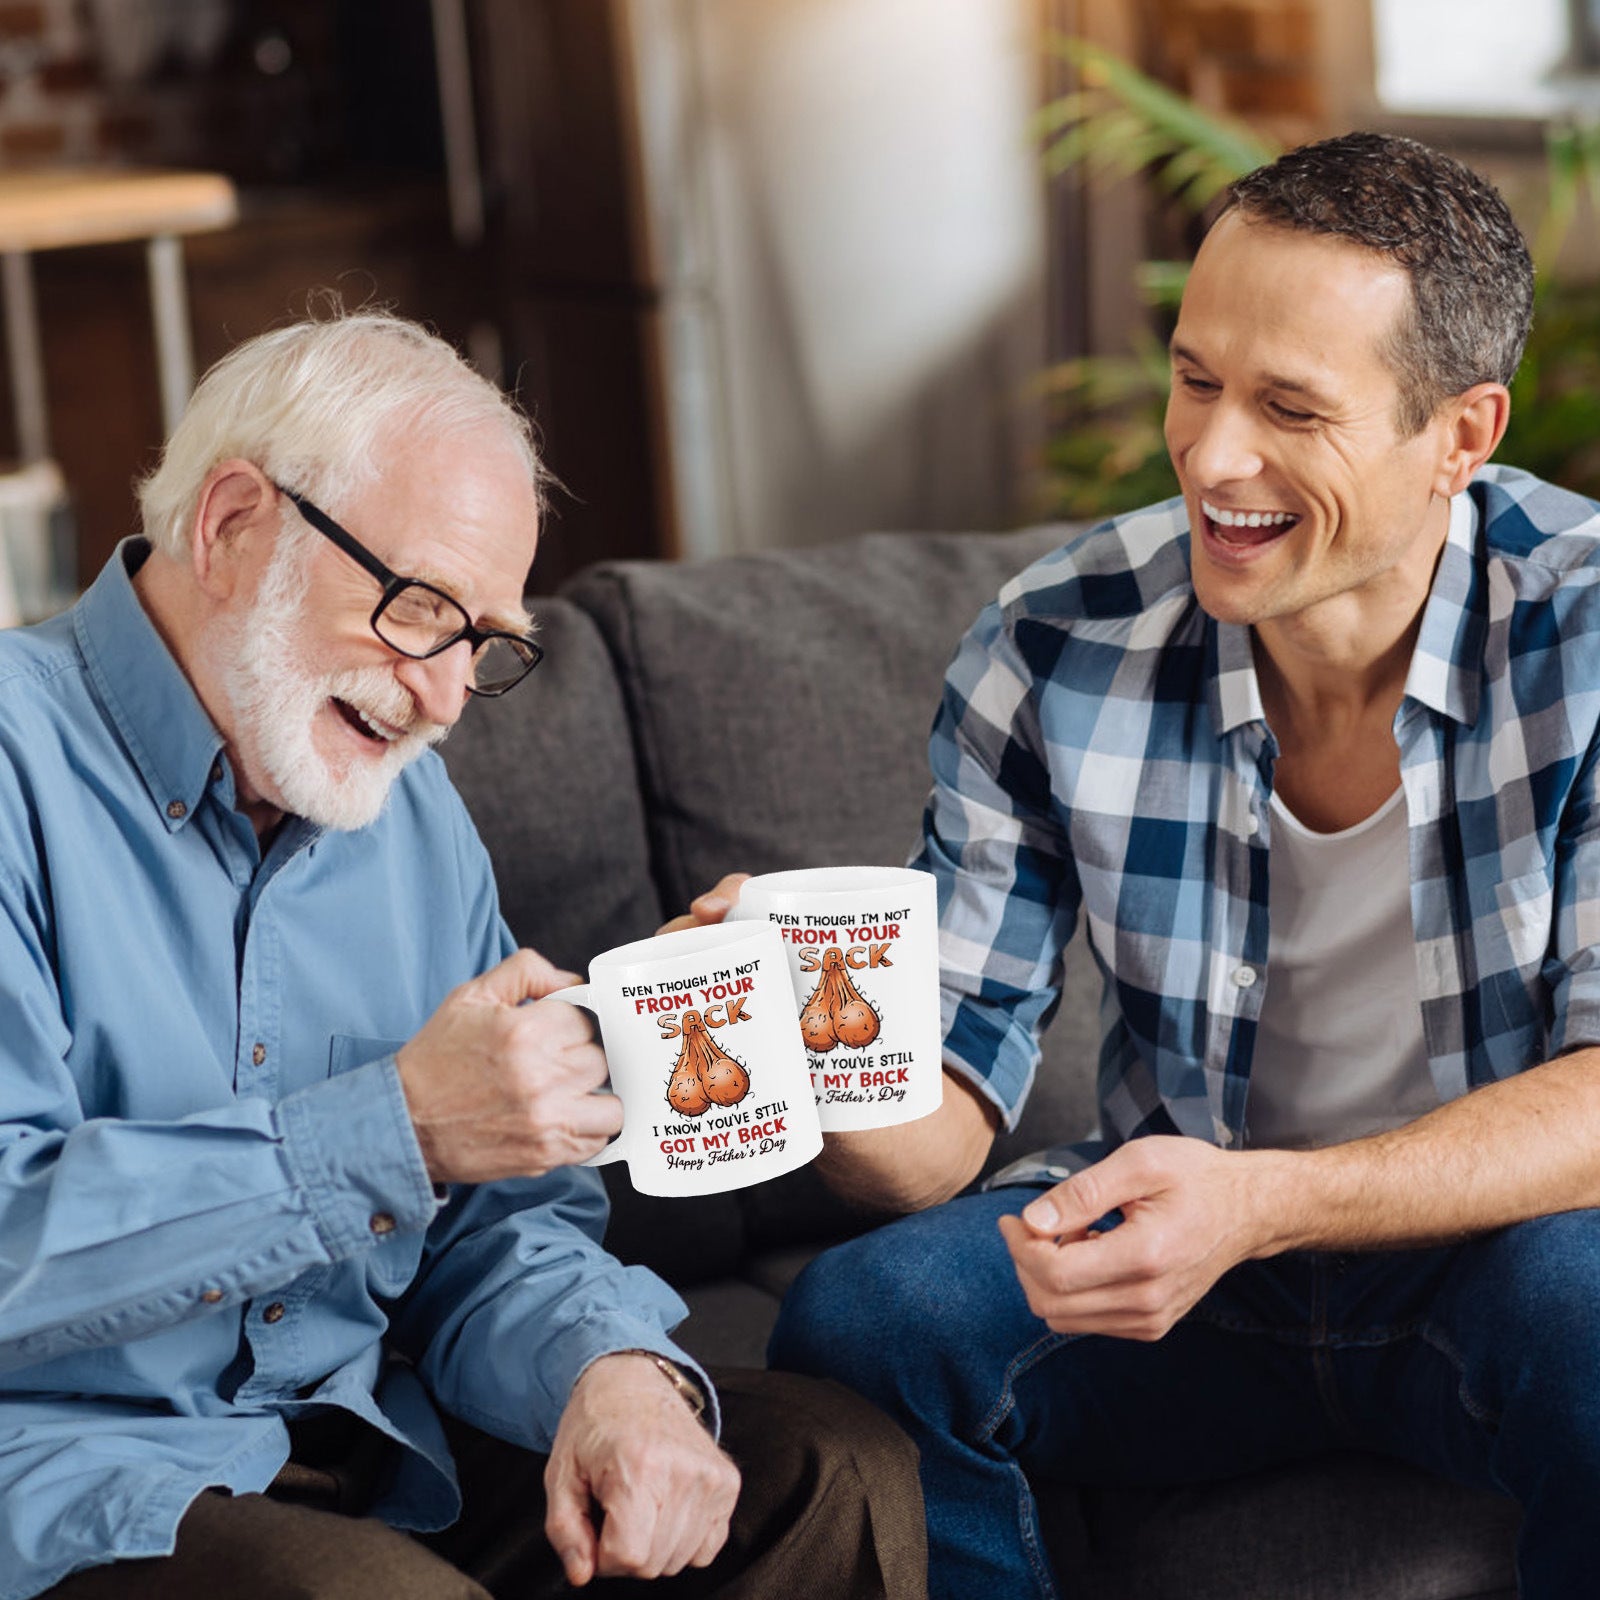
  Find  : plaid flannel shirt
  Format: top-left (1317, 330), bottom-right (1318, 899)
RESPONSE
top-left (916, 465), bottom-right (1600, 1186)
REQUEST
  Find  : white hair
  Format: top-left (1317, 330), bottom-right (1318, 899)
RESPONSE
top-left (137, 307), bottom-right (545, 557)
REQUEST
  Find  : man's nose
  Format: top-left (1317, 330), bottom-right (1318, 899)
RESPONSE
top-left (393, 641), bottom-right (474, 728)
top-left (1183, 402), bottom-right (1264, 489)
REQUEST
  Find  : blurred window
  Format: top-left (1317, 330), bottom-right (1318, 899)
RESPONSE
top-left (1374, 0), bottom-right (1600, 115)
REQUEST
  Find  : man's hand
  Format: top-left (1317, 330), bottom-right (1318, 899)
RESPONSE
top-left (997, 1136), bottom-right (1272, 1341)
top-left (545, 1353), bottom-right (739, 1586)
top-left (396, 949), bottom-right (619, 1184)
top-left (656, 873), bottom-right (750, 936)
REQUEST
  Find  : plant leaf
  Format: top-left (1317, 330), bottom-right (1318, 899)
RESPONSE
top-left (1054, 38), bottom-right (1277, 186)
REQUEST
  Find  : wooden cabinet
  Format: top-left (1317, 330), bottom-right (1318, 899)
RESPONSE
top-left (470, 0), bottom-right (674, 588)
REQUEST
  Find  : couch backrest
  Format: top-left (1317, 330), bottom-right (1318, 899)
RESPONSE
top-left (565, 528), bottom-right (1064, 913)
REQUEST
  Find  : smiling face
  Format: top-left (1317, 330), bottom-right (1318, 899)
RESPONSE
top-left (215, 522), bottom-right (438, 831)
top-left (211, 428), bottom-right (539, 831)
top-left (1164, 212), bottom-right (1458, 645)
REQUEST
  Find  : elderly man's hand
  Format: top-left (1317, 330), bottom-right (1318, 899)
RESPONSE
top-left (997, 1135), bottom-right (1273, 1342)
top-left (545, 1353), bottom-right (739, 1585)
top-left (396, 949), bottom-right (618, 1184)
top-left (656, 873), bottom-right (750, 936)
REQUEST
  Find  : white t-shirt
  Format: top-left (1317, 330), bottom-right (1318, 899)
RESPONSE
top-left (1244, 784), bottom-right (1439, 1149)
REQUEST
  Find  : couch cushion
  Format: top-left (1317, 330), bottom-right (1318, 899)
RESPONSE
top-left (672, 1278), bottom-right (787, 1369)
top-left (441, 594), bottom-right (663, 971)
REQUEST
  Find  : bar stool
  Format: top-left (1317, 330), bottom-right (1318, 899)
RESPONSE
top-left (0, 167), bottom-right (237, 622)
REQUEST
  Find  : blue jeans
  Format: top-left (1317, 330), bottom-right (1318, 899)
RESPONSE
top-left (768, 1184), bottom-right (1600, 1600)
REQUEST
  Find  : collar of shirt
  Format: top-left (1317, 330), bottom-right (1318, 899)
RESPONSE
top-left (72, 537), bottom-right (226, 833)
top-left (1207, 488), bottom-right (1481, 740)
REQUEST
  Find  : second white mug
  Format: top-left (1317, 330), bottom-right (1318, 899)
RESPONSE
top-left (734, 866), bottom-right (944, 1132)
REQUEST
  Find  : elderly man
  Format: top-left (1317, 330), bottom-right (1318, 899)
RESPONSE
top-left (744, 133), bottom-right (1600, 1597)
top-left (0, 312), bottom-right (923, 1599)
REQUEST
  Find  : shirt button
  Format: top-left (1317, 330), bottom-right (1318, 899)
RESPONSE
top-left (369, 1211), bottom-right (397, 1236)
top-left (166, 800), bottom-right (187, 820)
top-left (200, 1288), bottom-right (223, 1304)
top-left (209, 761), bottom-right (222, 783)
top-left (262, 1301), bottom-right (286, 1324)
top-left (1245, 811), bottom-right (1260, 837)
top-left (1232, 965), bottom-right (1258, 988)
top-left (252, 1042), bottom-right (266, 1066)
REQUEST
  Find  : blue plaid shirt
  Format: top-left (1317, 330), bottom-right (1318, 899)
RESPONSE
top-left (917, 465), bottom-right (1600, 1185)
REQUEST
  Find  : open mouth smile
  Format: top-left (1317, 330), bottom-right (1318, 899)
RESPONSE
top-left (331, 698), bottom-right (405, 744)
top-left (1200, 499), bottom-right (1301, 550)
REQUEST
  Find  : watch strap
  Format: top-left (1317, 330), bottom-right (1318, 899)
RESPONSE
top-left (613, 1349), bottom-right (709, 1423)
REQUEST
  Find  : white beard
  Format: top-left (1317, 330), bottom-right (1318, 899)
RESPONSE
top-left (213, 530), bottom-right (447, 831)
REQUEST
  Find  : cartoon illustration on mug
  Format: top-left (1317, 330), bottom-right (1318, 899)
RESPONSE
top-left (799, 947), bottom-right (882, 1053)
top-left (665, 1010), bottom-right (752, 1116)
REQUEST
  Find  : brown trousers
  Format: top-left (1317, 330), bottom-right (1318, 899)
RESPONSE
top-left (42, 1370), bottom-right (926, 1600)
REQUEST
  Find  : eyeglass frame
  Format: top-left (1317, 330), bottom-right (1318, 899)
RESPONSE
top-left (273, 482), bottom-right (544, 697)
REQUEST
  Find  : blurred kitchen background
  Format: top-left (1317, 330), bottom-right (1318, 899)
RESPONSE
top-left (0, 0), bottom-right (1591, 612)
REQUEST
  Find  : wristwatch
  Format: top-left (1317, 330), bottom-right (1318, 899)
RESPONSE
top-left (615, 1350), bottom-right (709, 1423)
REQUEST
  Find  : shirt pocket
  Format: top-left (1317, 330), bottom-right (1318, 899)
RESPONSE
top-left (327, 1034), bottom-right (426, 1298)
top-left (1493, 870), bottom-right (1555, 978)
top-left (327, 1033), bottom-right (408, 1078)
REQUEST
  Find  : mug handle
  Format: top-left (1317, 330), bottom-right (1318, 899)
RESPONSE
top-left (544, 984), bottom-right (628, 1169)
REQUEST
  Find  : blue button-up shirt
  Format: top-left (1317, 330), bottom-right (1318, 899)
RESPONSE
top-left (918, 466), bottom-right (1600, 1184)
top-left (0, 542), bottom-right (698, 1599)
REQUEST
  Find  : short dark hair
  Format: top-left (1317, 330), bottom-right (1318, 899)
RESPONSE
top-left (1219, 132), bottom-right (1533, 434)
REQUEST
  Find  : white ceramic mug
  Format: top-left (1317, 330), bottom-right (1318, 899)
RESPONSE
top-left (552, 921), bottom-right (823, 1196)
top-left (733, 867), bottom-right (944, 1131)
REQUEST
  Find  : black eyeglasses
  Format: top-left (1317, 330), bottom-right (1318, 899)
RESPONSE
top-left (275, 483), bottom-right (543, 697)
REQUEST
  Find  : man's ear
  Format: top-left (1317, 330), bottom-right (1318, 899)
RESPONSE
top-left (189, 460), bottom-right (277, 601)
top-left (1432, 383), bottom-right (1510, 499)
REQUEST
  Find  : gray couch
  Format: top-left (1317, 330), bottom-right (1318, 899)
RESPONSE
top-left (442, 524), bottom-right (1521, 1598)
